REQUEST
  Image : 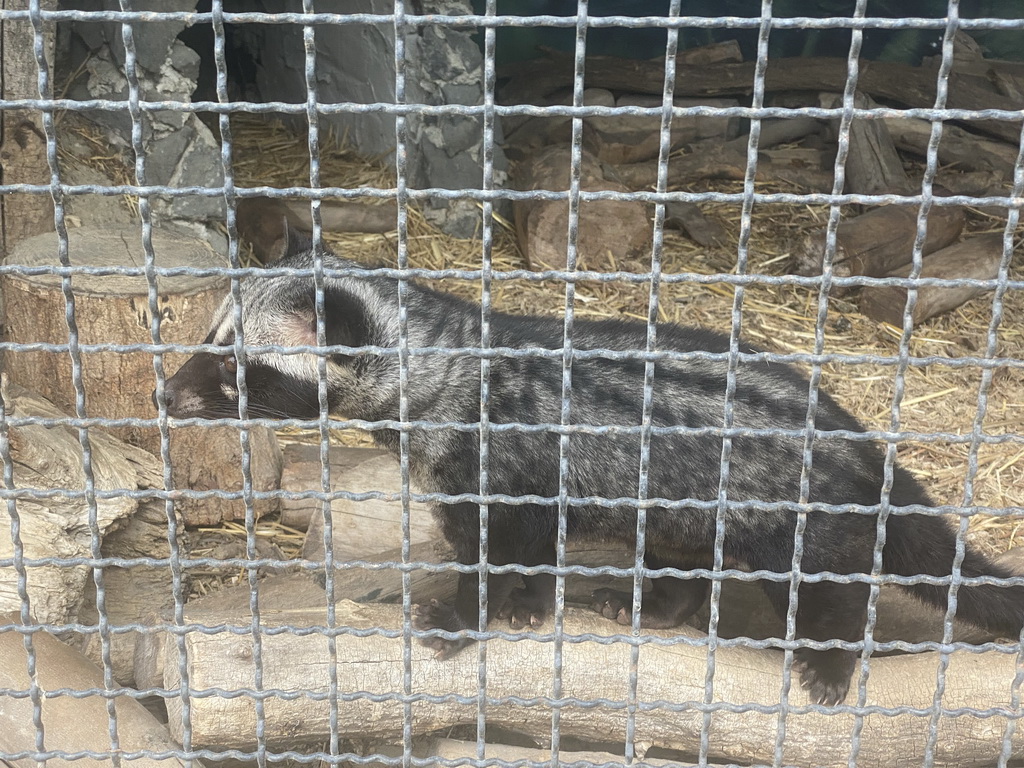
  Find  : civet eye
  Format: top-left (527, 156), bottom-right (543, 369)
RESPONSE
top-left (222, 355), bottom-right (238, 374)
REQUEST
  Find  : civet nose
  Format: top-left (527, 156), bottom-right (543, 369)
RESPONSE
top-left (153, 385), bottom-right (177, 414)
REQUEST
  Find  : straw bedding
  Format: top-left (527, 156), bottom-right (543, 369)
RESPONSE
top-left (66, 113), bottom-right (1023, 556)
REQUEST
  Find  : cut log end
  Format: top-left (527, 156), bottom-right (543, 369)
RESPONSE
top-left (859, 232), bottom-right (1006, 326)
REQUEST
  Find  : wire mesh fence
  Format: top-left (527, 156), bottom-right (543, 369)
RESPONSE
top-left (1, 2), bottom-right (1023, 768)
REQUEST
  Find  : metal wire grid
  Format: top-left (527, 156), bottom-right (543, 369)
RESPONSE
top-left (0, 2), bottom-right (1022, 768)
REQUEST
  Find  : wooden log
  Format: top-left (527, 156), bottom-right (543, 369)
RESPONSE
top-left (280, 443), bottom-right (438, 545)
top-left (499, 54), bottom-right (1023, 144)
top-left (512, 145), bottom-right (651, 272)
top-left (236, 197), bottom-right (399, 263)
top-left (132, 571), bottom-right (323, 694)
top-left (674, 39), bottom-right (743, 67)
top-left (885, 117), bottom-right (1020, 177)
top-left (818, 92), bottom-right (914, 196)
top-left (516, 40), bottom-right (744, 108)
top-left (77, 498), bottom-right (185, 687)
top-left (859, 232), bottom-right (1006, 326)
top-left (132, 556), bottom-right (454, 692)
top-left (794, 204), bottom-right (965, 279)
top-left (502, 88), bottom-right (615, 160)
top-left (662, 201), bottom-right (729, 248)
top-left (759, 146), bottom-right (830, 170)
top-left (931, 169), bottom-right (1009, 198)
top-left (163, 600), bottom-right (1024, 766)
top-left (583, 96), bottom-right (739, 166)
top-left (135, 551), bottom-right (1007, 698)
top-left (0, 378), bottom-right (165, 626)
top-left (1, 0), bottom-right (57, 251)
top-left (922, 30), bottom-right (1024, 102)
top-left (1, 226), bottom-right (283, 525)
top-left (373, 738), bottom-right (692, 766)
top-left (615, 117), bottom-right (826, 190)
top-left (0, 613), bottom-right (198, 768)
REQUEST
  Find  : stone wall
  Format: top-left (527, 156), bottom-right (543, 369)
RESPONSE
top-left (242, 0), bottom-right (508, 237)
top-left (62, 0), bottom-right (225, 226)
top-left (60, 0), bottom-right (507, 238)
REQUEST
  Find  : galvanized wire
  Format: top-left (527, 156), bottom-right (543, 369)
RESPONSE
top-left (0, 4), bottom-right (1022, 768)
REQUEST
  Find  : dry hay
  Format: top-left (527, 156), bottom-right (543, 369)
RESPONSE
top-left (185, 518), bottom-right (306, 600)
top-left (233, 114), bottom-right (1024, 554)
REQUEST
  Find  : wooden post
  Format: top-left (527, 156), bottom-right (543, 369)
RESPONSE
top-left (2, 226), bottom-right (283, 525)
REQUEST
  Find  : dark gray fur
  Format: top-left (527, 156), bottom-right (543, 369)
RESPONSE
top-left (160, 234), bottom-right (1024, 705)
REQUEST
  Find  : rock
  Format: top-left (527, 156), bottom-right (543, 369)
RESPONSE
top-left (157, 114), bottom-right (226, 221)
top-left (246, 0), bottom-right (510, 238)
top-left (58, 131), bottom-right (135, 229)
top-left (67, 5), bottom-right (226, 226)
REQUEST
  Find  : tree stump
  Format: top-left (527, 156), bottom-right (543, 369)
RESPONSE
top-left (1, 226), bottom-right (283, 525)
top-left (1, 0), bottom-right (57, 251)
top-left (512, 145), bottom-right (651, 272)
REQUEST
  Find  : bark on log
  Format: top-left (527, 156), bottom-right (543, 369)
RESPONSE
top-left (162, 600), bottom-right (1024, 767)
top-left (794, 204), bottom-right (965, 279)
top-left (582, 97), bottom-right (739, 166)
top-left (512, 146), bottom-right (651, 272)
top-left (499, 54), bottom-right (1023, 144)
top-left (615, 117), bottom-right (825, 190)
top-left (885, 117), bottom-right (1020, 178)
top-left (818, 92), bottom-right (914, 196)
top-left (0, 613), bottom-right (198, 768)
top-left (859, 232), bottom-right (1006, 326)
top-left (374, 738), bottom-right (691, 766)
top-left (662, 201), bottom-right (729, 248)
top-left (503, 88), bottom-right (615, 160)
top-left (0, 379), bottom-right (165, 625)
top-left (2, 227), bottom-right (283, 525)
top-left (236, 197), bottom-right (399, 263)
top-left (1, 0), bottom-right (57, 250)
